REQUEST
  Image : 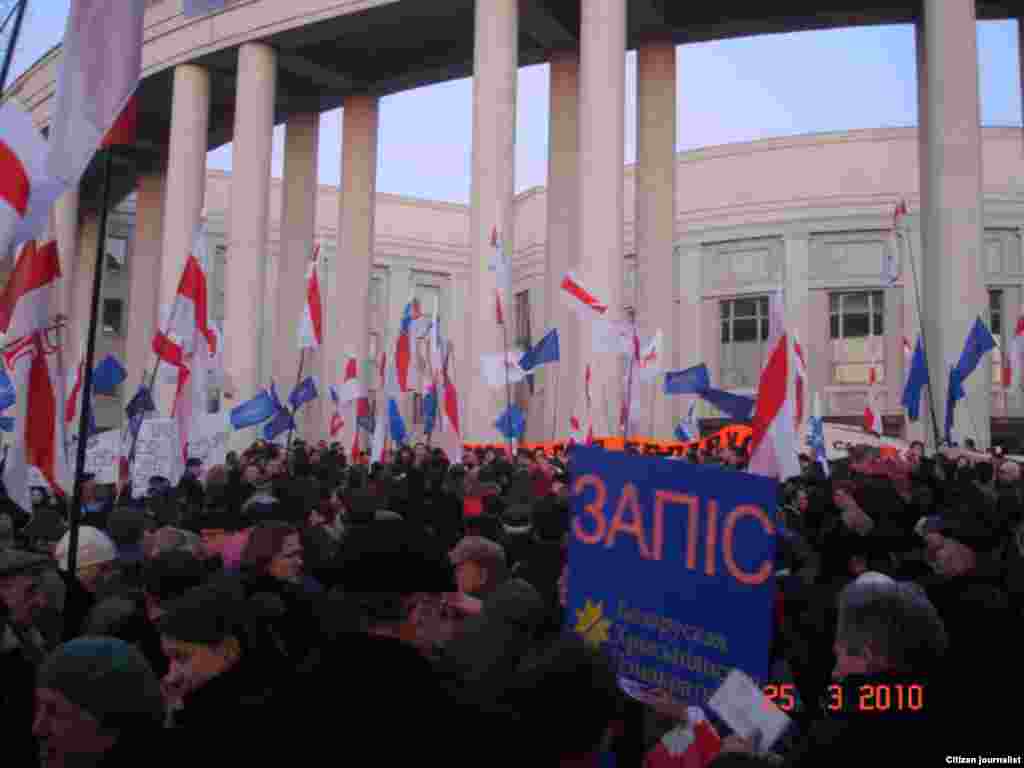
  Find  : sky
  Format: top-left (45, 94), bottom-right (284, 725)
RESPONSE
top-left (8, 3), bottom-right (1022, 205)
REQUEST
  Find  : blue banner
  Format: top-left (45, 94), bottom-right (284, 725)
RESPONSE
top-left (229, 390), bottom-right (277, 430)
top-left (568, 447), bottom-right (777, 706)
top-left (0, 367), bottom-right (15, 411)
top-left (664, 364), bottom-right (711, 395)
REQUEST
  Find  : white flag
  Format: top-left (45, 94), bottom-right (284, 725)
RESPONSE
top-left (481, 352), bottom-right (527, 388)
top-left (46, 0), bottom-right (145, 186)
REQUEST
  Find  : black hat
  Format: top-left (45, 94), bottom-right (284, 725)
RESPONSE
top-left (336, 519), bottom-right (455, 595)
top-left (142, 550), bottom-right (208, 603)
top-left (20, 507), bottom-right (66, 542)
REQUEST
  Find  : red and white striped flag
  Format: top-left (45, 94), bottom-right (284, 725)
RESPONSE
top-left (748, 295), bottom-right (800, 480)
top-left (0, 240), bottom-right (69, 513)
top-left (297, 245), bottom-right (323, 349)
top-left (793, 332), bottom-right (807, 426)
top-left (46, 0), bottom-right (145, 186)
top-left (0, 103), bottom-right (65, 257)
top-left (64, 358), bottom-right (84, 429)
top-left (642, 707), bottom-right (721, 768)
top-left (489, 227), bottom-right (511, 326)
top-left (863, 366), bottom-right (883, 435)
top-left (153, 226), bottom-right (217, 460)
top-left (338, 351), bottom-right (365, 403)
top-left (1008, 316), bottom-right (1024, 391)
top-left (636, 330), bottom-right (664, 383)
top-left (561, 271), bottom-right (608, 316)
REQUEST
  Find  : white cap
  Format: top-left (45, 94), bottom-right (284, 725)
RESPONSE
top-left (855, 571), bottom-right (896, 587)
top-left (55, 526), bottom-right (117, 571)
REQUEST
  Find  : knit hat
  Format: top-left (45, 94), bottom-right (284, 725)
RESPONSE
top-left (157, 578), bottom-right (249, 646)
top-left (36, 637), bottom-right (164, 727)
top-left (55, 526), bottom-right (117, 571)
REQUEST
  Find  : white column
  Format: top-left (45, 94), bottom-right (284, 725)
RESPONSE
top-left (274, 113), bottom-right (320, 439)
top-left (784, 232), bottom-right (811, 426)
top-left (125, 172), bottom-right (165, 393)
top-left (543, 50), bottom-right (579, 443)
top-left (576, 0), bottom-right (627, 440)
top-left (636, 42), bottom-right (676, 438)
top-left (335, 95), bottom-right (379, 454)
top-left (676, 244), bottom-right (702, 432)
top-left (53, 186), bottom-right (79, 325)
top-left (466, 0), bottom-right (517, 443)
top-left (225, 43), bottom-right (276, 445)
top-left (159, 64), bottom-right (210, 413)
top-left (70, 214), bottom-right (99, 361)
top-left (916, 0), bottom-right (988, 449)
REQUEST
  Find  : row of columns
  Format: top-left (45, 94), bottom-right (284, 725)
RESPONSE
top-left (51, 0), bottom-right (1000, 452)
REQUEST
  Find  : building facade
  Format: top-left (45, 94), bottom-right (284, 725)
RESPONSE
top-left (75, 127), bottom-right (1024, 446)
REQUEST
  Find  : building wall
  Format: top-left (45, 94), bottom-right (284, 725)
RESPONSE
top-left (38, 127), bottom-right (1024, 440)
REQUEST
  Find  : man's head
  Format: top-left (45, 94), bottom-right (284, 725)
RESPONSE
top-left (0, 549), bottom-right (53, 627)
top-left (997, 459), bottom-right (1021, 487)
top-left (54, 527), bottom-right (118, 593)
top-left (450, 536), bottom-right (507, 597)
top-left (833, 579), bottom-right (947, 679)
top-left (34, 637), bottom-right (165, 767)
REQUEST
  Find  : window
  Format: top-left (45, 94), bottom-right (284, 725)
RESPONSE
top-left (105, 238), bottom-right (126, 271)
top-left (208, 388), bottom-right (221, 414)
top-left (369, 277), bottom-right (383, 307)
top-left (515, 290), bottom-right (531, 350)
top-left (102, 299), bottom-right (123, 335)
top-left (414, 283), bottom-right (440, 316)
top-left (830, 291), bottom-right (885, 384)
top-left (719, 296), bottom-right (770, 389)
top-left (412, 393), bottom-right (423, 425)
top-left (990, 289), bottom-right (1004, 386)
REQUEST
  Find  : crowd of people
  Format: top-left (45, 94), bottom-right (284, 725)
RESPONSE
top-left (1, 434), bottom-right (1021, 766)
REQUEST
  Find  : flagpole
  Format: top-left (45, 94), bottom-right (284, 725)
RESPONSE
top-left (902, 216), bottom-right (942, 449)
top-left (500, 318), bottom-right (515, 457)
top-left (623, 322), bottom-right (637, 442)
top-left (550, 363), bottom-right (560, 442)
top-left (648, 379), bottom-right (656, 439)
top-left (286, 348), bottom-right (305, 452)
top-left (66, 148), bottom-right (114, 576)
top-left (0, 0), bottom-right (28, 93)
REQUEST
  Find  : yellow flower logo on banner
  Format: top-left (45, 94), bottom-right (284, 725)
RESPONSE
top-left (574, 599), bottom-right (611, 649)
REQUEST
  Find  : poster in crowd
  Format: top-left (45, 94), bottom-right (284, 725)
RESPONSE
top-left (567, 447), bottom-right (778, 707)
top-left (131, 418), bottom-right (183, 497)
top-left (188, 412), bottom-right (230, 469)
top-left (28, 430), bottom-right (123, 489)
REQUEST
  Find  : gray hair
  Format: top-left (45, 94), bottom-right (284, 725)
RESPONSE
top-left (836, 579), bottom-right (947, 675)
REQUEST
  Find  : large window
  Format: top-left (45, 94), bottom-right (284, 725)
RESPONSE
top-left (830, 291), bottom-right (885, 384)
top-left (369, 277), bottom-right (383, 307)
top-left (990, 289), bottom-right (1004, 386)
top-left (719, 297), bottom-right (770, 389)
top-left (515, 290), bottom-right (531, 350)
top-left (102, 298), bottom-right (123, 335)
top-left (105, 238), bottom-right (126, 272)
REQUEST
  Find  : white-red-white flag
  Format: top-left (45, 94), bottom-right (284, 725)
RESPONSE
top-left (0, 240), bottom-right (69, 513)
top-left (297, 245), bottom-right (323, 349)
top-left (338, 351), bottom-right (366, 403)
top-left (64, 358), bottom-right (84, 430)
top-left (0, 103), bottom-right (66, 257)
top-left (489, 228), bottom-right (511, 326)
top-left (792, 331), bottom-right (807, 426)
top-left (748, 295), bottom-right (800, 480)
top-left (154, 226), bottom-right (216, 461)
top-left (561, 272), bottom-right (608, 317)
top-left (481, 351), bottom-right (527, 388)
top-left (46, 0), bottom-right (145, 186)
top-left (863, 366), bottom-right (883, 435)
top-left (636, 330), bottom-right (664, 383)
top-left (1008, 317), bottom-right (1024, 391)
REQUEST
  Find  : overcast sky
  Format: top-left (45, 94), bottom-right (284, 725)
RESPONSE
top-left (9, 4), bottom-right (1022, 204)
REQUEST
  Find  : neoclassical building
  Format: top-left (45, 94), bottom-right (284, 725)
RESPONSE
top-left (4, 0), bottom-right (1022, 448)
top-left (72, 127), bottom-right (1024, 446)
